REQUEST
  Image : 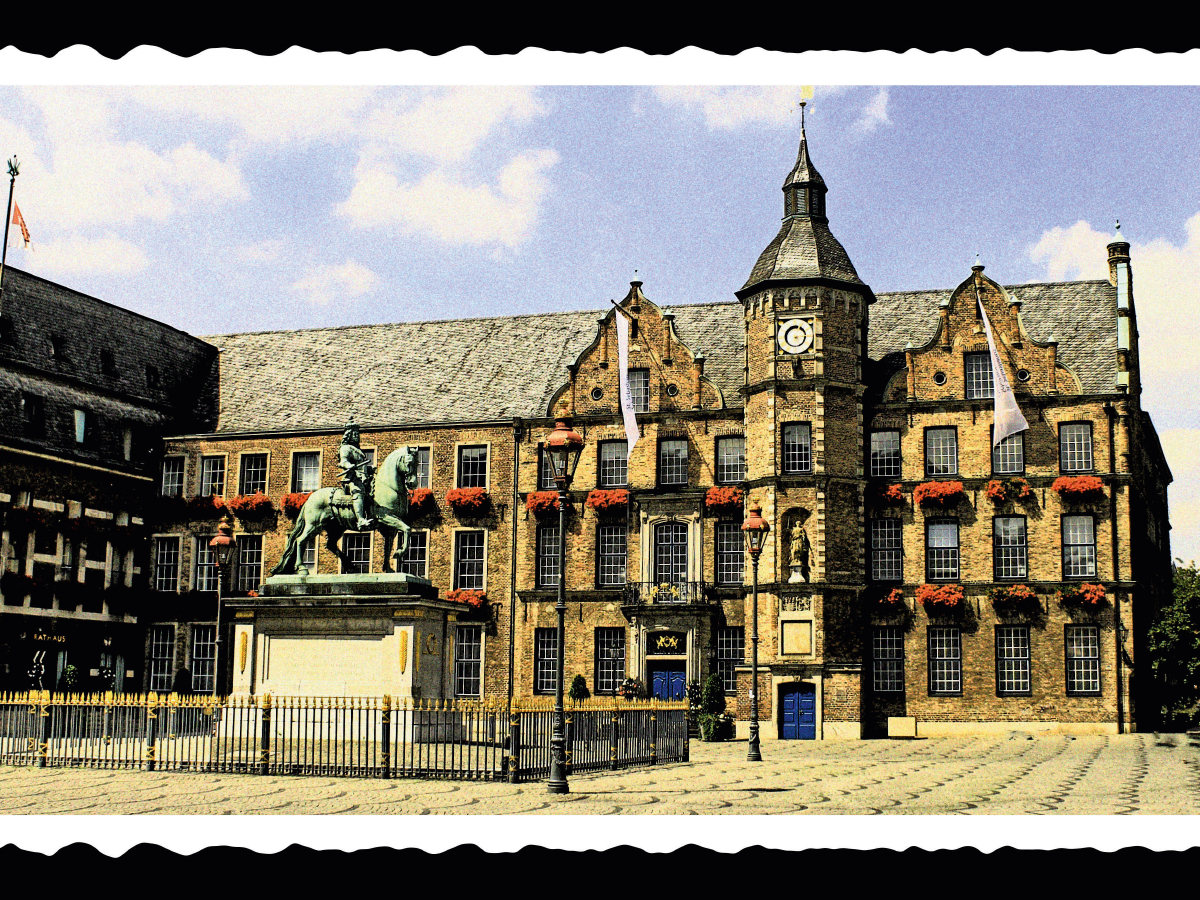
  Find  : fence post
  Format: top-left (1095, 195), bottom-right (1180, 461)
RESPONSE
top-left (650, 708), bottom-right (658, 766)
top-left (683, 708), bottom-right (690, 762)
top-left (36, 690), bottom-right (51, 768)
top-left (507, 712), bottom-right (520, 784)
top-left (258, 693), bottom-right (272, 776)
top-left (380, 695), bottom-right (391, 780)
top-left (564, 710), bottom-right (573, 776)
top-left (610, 709), bottom-right (619, 770)
top-left (145, 692), bottom-right (158, 772)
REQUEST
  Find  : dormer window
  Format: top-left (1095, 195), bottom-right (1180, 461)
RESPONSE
top-left (101, 349), bottom-right (117, 377)
top-left (50, 335), bottom-right (66, 362)
top-left (146, 365), bottom-right (160, 388)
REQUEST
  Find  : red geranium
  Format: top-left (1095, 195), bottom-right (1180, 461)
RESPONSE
top-left (407, 487), bottom-right (434, 515)
top-left (446, 487), bottom-right (489, 514)
top-left (990, 583), bottom-right (1040, 612)
top-left (878, 587), bottom-right (906, 611)
top-left (445, 588), bottom-right (487, 609)
top-left (186, 494), bottom-right (229, 518)
top-left (228, 492), bottom-right (275, 517)
top-left (525, 491), bottom-right (563, 517)
top-left (585, 489), bottom-right (629, 517)
top-left (705, 486), bottom-right (744, 514)
top-left (916, 583), bottom-right (964, 611)
top-left (281, 492), bottom-right (312, 518)
top-left (868, 483), bottom-right (905, 507)
top-left (913, 481), bottom-right (966, 510)
top-left (1052, 476), bottom-right (1105, 501)
top-left (1059, 583), bottom-right (1107, 607)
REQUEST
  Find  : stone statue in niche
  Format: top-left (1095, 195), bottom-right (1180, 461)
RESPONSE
top-left (788, 508), bottom-right (811, 584)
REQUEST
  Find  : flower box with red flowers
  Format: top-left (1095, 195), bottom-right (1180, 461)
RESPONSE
top-left (3, 506), bottom-right (52, 535)
top-left (1058, 582), bottom-right (1108, 608)
top-left (525, 491), bottom-right (564, 518)
top-left (877, 587), bottom-right (907, 613)
top-left (916, 583), bottom-right (964, 612)
top-left (986, 477), bottom-right (1035, 504)
top-left (868, 482), bottom-right (905, 508)
top-left (912, 481), bottom-right (966, 510)
top-left (281, 492), bottom-right (312, 518)
top-left (585, 489), bottom-right (629, 518)
top-left (407, 487), bottom-right (435, 516)
top-left (989, 583), bottom-right (1040, 613)
top-left (1052, 475), bottom-right (1105, 502)
top-left (445, 588), bottom-right (487, 610)
top-left (446, 487), bottom-right (490, 515)
top-left (186, 494), bottom-right (229, 519)
top-left (228, 492), bottom-right (275, 518)
top-left (705, 486), bottom-right (744, 515)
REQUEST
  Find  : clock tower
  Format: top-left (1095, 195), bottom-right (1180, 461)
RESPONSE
top-left (736, 116), bottom-right (874, 739)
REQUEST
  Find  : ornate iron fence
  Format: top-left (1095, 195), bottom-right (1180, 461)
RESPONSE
top-left (0, 692), bottom-right (687, 782)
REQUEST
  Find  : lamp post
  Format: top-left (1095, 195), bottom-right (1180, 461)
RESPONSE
top-left (543, 417), bottom-right (584, 794)
top-left (742, 501), bottom-right (770, 762)
top-left (208, 517), bottom-right (237, 696)
top-left (0, 154), bottom-right (18, 306)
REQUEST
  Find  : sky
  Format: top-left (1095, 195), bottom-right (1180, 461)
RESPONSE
top-left (1, 52), bottom-right (1199, 567)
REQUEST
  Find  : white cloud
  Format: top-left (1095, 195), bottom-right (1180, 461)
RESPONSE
top-left (234, 238), bottom-right (286, 264)
top-left (290, 259), bottom-right (381, 306)
top-left (653, 86), bottom-right (801, 129)
top-left (1157, 429), bottom-right (1200, 566)
top-left (1029, 220), bottom-right (1113, 281)
top-left (338, 148), bottom-right (559, 249)
top-left (30, 234), bottom-right (149, 277)
top-left (853, 88), bottom-right (890, 133)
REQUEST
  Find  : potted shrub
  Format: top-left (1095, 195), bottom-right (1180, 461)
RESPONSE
top-left (916, 583), bottom-right (964, 613)
top-left (618, 677), bottom-right (644, 701)
top-left (446, 487), bottom-right (490, 516)
top-left (525, 491), bottom-right (563, 518)
top-left (228, 492), bottom-right (275, 518)
top-left (990, 583), bottom-right (1040, 614)
top-left (696, 673), bottom-right (733, 741)
top-left (585, 489), bottom-right (629, 518)
top-left (1052, 476), bottom-right (1105, 502)
top-left (704, 486), bottom-right (744, 516)
top-left (1058, 582), bottom-right (1108, 608)
top-left (913, 481), bottom-right (966, 510)
top-left (867, 482), bottom-right (905, 508)
top-left (568, 674), bottom-right (590, 703)
top-left (281, 492), bottom-right (312, 518)
top-left (407, 487), bottom-right (435, 516)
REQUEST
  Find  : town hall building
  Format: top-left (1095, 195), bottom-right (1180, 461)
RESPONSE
top-left (0, 124), bottom-right (1173, 738)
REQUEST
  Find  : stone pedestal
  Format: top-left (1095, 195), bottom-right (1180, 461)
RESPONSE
top-left (225, 573), bottom-right (463, 701)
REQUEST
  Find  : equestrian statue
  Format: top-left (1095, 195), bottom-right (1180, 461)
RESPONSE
top-left (270, 419), bottom-right (419, 577)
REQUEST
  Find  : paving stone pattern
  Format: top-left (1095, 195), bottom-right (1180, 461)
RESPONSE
top-left (1, 734), bottom-right (1198, 815)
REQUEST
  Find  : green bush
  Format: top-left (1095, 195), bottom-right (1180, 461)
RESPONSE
top-left (568, 674), bottom-right (590, 702)
top-left (700, 673), bottom-right (726, 715)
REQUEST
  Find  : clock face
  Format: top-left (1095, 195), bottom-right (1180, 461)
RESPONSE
top-left (778, 318), bottom-right (814, 355)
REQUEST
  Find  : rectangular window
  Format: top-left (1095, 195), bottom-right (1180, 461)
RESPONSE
top-left (413, 447), bottom-right (431, 489)
top-left (20, 392), bottom-right (44, 437)
top-left (870, 430), bottom-right (901, 479)
top-left (782, 423), bottom-right (812, 474)
top-left (992, 432), bottom-right (1025, 474)
top-left (199, 456), bottom-right (226, 497)
top-left (1066, 625), bottom-right (1101, 695)
top-left (964, 352), bottom-right (994, 400)
top-left (596, 524), bottom-right (627, 587)
top-left (300, 535), bottom-right (317, 571)
top-left (539, 446), bottom-right (558, 490)
top-left (148, 625), bottom-right (174, 692)
top-left (1060, 422), bottom-right (1094, 472)
top-left (537, 522), bottom-right (560, 589)
top-left (658, 438), bottom-right (689, 486)
top-left (715, 522), bottom-right (744, 585)
top-left (291, 451), bottom-right (321, 493)
top-left (594, 627), bottom-right (626, 695)
top-left (73, 408), bottom-right (88, 445)
top-left (993, 517), bottom-right (1028, 580)
top-left (926, 520), bottom-right (960, 582)
top-left (399, 531), bottom-right (428, 578)
top-left (871, 518), bottom-right (903, 582)
top-left (1062, 515), bottom-right (1097, 578)
top-left (457, 445), bottom-right (488, 488)
top-left (237, 535), bottom-right (263, 593)
top-left (454, 625), bottom-right (482, 698)
top-left (161, 458), bottom-right (185, 498)
top-left (925, 428), bottom-right (958, 476)
top-left (191, 625), bottom-right (216, 693)
top-left (454, 530), bottom-right (485, 590)
top-left (239, 453), bottom-right (268, 495)
top-left (194, 536), bottom-right (218, 592)
top-left (873, 627), bottom-right (905, 693)
top-left (534, 627), bottom-right (558, 694)
top-left (629, 369), bottom-right (650, 413)
top-left (598, 440), bottom-right (629, 488)
top-left (996, 625), bottom-right (1031, 695)
top-left (341, 533), bottom-right (371, 574)
top-left (154, 537), bottom-right (180, 592)
top-left (716, 627), bottom-right (744, 693)
top-left (928, 626), bottom-right (962, 695)
top-left (716, 436), bottom-right (746, 484)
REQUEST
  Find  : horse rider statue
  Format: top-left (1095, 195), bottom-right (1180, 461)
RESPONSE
top-left (339, 418), bottom-right (375, 531)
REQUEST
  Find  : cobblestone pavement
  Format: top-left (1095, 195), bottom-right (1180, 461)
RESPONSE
top-left (1, 733), bottom-right (1199, 816)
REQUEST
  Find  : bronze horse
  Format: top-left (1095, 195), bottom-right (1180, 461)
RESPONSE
top-left (270, 445), bottom-right (418, 576)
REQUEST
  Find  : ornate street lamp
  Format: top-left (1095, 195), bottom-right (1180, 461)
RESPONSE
top-left (543, 417), bottom-right (584, 794)
top-left (742, 501), bottom-right (770, 762)
top-left (208, 517), bottom-right (237, 696)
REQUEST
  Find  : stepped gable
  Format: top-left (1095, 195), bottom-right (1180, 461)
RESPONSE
top-left (868, 279), bottom-right (1118, 394)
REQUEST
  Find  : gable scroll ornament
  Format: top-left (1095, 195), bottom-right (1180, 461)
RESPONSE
top-left (270, 420), bottom-right (419, 576)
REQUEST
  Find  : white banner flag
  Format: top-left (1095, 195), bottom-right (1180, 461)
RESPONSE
top-left (615, 310), bottom-right (640, 465)
top-left (979, 299), bottom-right (1029, 447)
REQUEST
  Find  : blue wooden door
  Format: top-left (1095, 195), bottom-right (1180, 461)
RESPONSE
top-left (651, 663), bottom-right (686, 701)
top-left (780, 683), bottom-right (816, 740)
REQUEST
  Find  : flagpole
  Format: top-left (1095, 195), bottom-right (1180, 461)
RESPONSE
top-left (0, 155), bottom-right (19, 310)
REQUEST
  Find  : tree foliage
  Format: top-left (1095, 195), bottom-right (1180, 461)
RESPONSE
top-left (1148, 561), bottom-right (1200, 727)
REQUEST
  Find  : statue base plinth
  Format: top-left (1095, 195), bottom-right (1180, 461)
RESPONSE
top-left (258, 571), bottom-right (437, 601)
top-left (788, 566), bottom-right (808, 584)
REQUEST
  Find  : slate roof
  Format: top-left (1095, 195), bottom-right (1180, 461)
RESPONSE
top-left (739, 217), bottom-right (866, 294)
top-left (198, 280), bottom-right (1118, 436)
top-left (201, 302), bottom-right (746, 435)
top-left (868, 280), bottom-right (1119, 395)
top-left (783, 130), bottom-right (826, 190)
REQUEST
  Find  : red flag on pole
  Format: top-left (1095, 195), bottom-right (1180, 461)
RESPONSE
top-left (11, 203), bottom-right (30, 250)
